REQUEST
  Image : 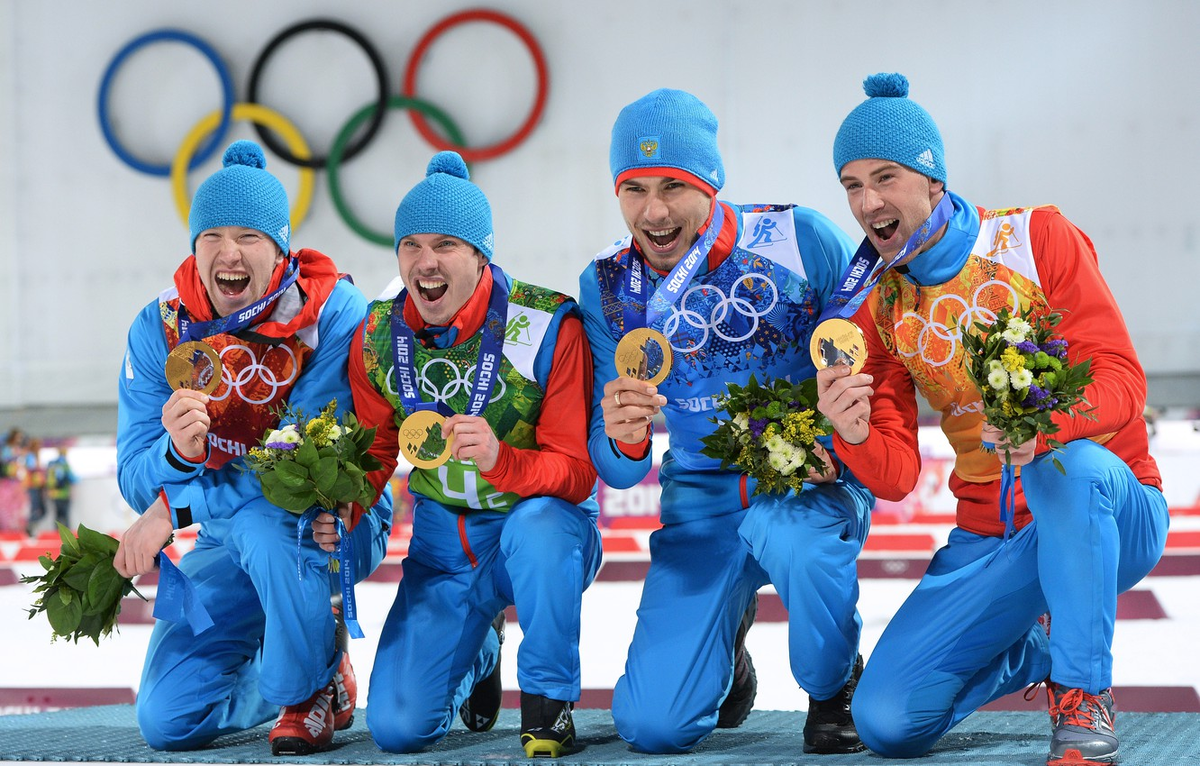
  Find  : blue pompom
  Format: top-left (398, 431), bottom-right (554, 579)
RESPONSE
top-left (426, 150), bottom-right (469, 181)
top-left (863, 72), bottom-right (909, 99)
top-left (222, 140), bottom-right (267, 170)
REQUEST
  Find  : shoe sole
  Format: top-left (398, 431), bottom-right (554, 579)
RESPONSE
top-left (803, 742), bottom-right (867, 754)
top-left (521, 735), bottom-right (575, 758)
top-left (270, 737), bottom-right (333, 756)
top-left (1047, 748), bottom-right (1119, 766)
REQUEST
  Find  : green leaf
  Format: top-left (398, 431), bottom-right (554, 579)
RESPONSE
top-left (46, 590), bottom-right (83, 637)
top-left (57, 523), bottom-right (80, 557)
top-left (263, 482), bottom-right (317, 513)
top-left (274, 459), bottom-right (311, 489)
top-left (85, 563), bottom-right (125, 617)
top-left (330, 471), bottom-right (357, 501)
top-left (62, 552), bottom-right (101, 592)
top-left (76, 524), bottom-right (119, 556)
top-left (294, 438), bottom-right (320, 469)
top-left (312, 456), bottom-right (338, 495)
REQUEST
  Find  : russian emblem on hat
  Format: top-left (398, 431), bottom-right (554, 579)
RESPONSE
top-left (638, 136), bottom-right (661, 160)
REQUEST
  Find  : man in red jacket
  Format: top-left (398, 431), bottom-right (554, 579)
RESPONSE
top-left (817, 73), bottom-right (1168, 766)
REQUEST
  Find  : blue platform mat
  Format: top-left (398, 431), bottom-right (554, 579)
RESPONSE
top-left (1, 706), bottom-right (1197, 765)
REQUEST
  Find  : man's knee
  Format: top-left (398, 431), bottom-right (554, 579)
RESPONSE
top-left (366, 706), bottom-right (446, 754)
top-left (613, 688), bottom-right (710, 754)
top-left (851, 677), bottom-right (939, 758)
top-left (136, 694), bottom-right (213, 751)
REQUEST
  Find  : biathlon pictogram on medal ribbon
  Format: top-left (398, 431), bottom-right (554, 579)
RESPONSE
top-left (97, 11), bottom-right (548, 246)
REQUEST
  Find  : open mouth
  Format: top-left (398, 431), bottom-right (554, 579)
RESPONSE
top-left (417, 278), bottom-right (448, 303)
top-left (643, 227), bottom-right (682, 253)
top-left (871, 218), bottom-right (900, 244)
top-left (215, 271), bottom-right (251, 297)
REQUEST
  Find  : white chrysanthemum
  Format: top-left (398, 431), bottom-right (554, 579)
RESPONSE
top-left (732, 413), bottom-right (749, 431)
top-left (768, 451), bottom-right (790, 471)
top-left (265, 429), bottom-right (284, 444)
top-left (987, 369), bottom-right (1010, 390)
top-left (988, 359), bottom-right (1004, 373)
top-left (1008, 318), bottom-right (1032, 335)
top-left (1010, 368), bottom-right (1034, 390)
top-left (765, 435), bottom-right (788, 453)
top-left (1001, 327), bottom-right (1027, 344)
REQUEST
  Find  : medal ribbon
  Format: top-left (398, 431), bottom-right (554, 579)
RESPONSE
top-left (178, 256), bottom-right (300, 341)
top-left (153, 552), bottom-right (215, 635)
top-left (293, 507), bottom-right (364, 638)
top-left (390, 263), bottom-right (509, 417)
top-left (619, 200), bottom-right (724, 335)
top-left (817, 193), bottom-right (954, 323)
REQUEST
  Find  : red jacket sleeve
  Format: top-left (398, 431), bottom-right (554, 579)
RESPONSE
top-left (832, 303), bottom-right (923, 502)
top-left (480, 314), bottom-right (598, 504)
top-left (349, 321), bottom-right (402, 526)
top-left (1030, 208), bottom-right (1146, 448)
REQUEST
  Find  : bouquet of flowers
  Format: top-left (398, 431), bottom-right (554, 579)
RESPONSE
top-left (699, 375), bottom-right (833, 496)
top-left (22, 523), bottom-right (147, 645)
top-left (242, 399), bottom-right (381, 514)
top-left (962, 306), bottom-right (1096, 470)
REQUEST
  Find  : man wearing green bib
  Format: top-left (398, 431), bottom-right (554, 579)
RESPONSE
top-left (324, 151), bottom-right (601, 758)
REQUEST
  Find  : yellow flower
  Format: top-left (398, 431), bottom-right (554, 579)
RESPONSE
top-left (1001, 346), bottom-right (1025, 372)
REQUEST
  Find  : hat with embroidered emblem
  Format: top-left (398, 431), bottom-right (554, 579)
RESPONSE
top-left (189, 140), bottom-right (290, 254)
top-left (834, 73), bottom-right (946, 183)
top-left (610, 88), bottom-right (725, 196)
top-left (394, 151), bottom-right (494, 258)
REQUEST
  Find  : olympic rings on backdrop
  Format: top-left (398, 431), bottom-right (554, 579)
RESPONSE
top-left (171, 103), bottom-right (315, 230)
top-left (97, 29), bottom-right (236, 177)
top-left (328, 96), bottom-right (467, 247)
top-left (402, 8), bottom-right (549, 163)
top-left (98, 12), bottom-right (548, 246)
top-left (247, 19), bottom-right (389, 170)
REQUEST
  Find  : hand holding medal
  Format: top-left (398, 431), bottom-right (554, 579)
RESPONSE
top-left (165, 340), bottom-right (222, 394)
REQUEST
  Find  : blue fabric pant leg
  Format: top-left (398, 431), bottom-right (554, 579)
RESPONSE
top-left (853, 441), bottom-right (1168, 758)
top-left (135, 539), bottom-right (277, 750)
top-left (1023, 439), bottom-right (1169, 693)
top-left (497, 496), bottom-right (602, 702)
top-left (740, 480), bottom-right (872, 699)
top-left (221, 502), bottom-right (343, 706)
top-left (612, 510), bottom-right (766, 754)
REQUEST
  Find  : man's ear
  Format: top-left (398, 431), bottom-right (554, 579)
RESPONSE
top-left (929, 178), bottom-right (945, 198)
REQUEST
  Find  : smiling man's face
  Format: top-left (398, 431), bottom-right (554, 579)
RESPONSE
top-left (194, 226), bottom-right (285, 317)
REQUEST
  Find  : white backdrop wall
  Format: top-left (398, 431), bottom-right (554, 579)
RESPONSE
top-left (2, 0), bottom-right (1198, 415)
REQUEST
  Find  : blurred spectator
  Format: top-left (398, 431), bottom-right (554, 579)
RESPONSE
top-left (24, 438), bottom-right (47, 536)
top-left (45, 447), bottom-right (76, 528)
top-left (0, 428), bottom-right (30, 532)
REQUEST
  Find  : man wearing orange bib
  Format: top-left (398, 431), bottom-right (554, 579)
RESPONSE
top-left (817, 73), bottom-right (1168, 766)
top-left (115, 141), bottom-right (392, 756)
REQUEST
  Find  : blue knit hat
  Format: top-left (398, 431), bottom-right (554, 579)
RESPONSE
top-left (610, 89), bottom-right (724, 196)
top-left (833, 73), bottom-right (946, 183)
top-left (189, 140), bottom-right (290, 254)
top-left (393, 151), bottom-right (494, 258)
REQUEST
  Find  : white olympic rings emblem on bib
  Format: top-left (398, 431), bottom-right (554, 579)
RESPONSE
top-left (386, 358), bottom-right (507, 406)
top-left (661, 272), bottom-right (778, 352)
top-left (209, 344), bottom-right (299, 404)
top-left (895, 280), bottom-right (1019, 367)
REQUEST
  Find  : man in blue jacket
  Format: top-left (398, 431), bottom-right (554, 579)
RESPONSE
top-left (114, 140), bottom-right (392, 756)
top-left (578, 89), bottom-right (875, 755)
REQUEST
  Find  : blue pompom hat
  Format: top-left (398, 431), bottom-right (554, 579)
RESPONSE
top-left (394, 151), bottom-right (494, 258)
top-left (610, 88), bottom-right (725, 196)
top-left (833, 73), bottom-right (946, 183)
top-left (189, 140), bottom-right (290, 254)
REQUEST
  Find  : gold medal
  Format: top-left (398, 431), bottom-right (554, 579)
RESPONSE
top-left (615, 327), bottom-right (672, 387)
top-left (398, 409), bottom-right (454, 469)
top-left (165, 341), bottom-right (221, 394)
top-left (810, 318), bottom-right (868, 374)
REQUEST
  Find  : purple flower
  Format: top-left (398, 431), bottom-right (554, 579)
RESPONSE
top-left (1016, 341), bottom-right (1039, 355)
top-left (1026, 383), bottom-right (1051, 410)
top-left (267, 441), bottom-right (297, 451)
top-left (749, 418), bottom-right (768, 438)
top-left (1043, 339), bottom-right (1068, 360)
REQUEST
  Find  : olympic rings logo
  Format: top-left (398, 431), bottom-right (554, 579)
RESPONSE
top-left (97, 10), bottom-right (549, 247)
top-left (210, 344), bottom-right (299, 405)
top-left (385, 358), bottom-right (507, 407)
top-left (894, 280), bottom-right (1019, 367)
top-left (662, 273), bottom-right (779, 352)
